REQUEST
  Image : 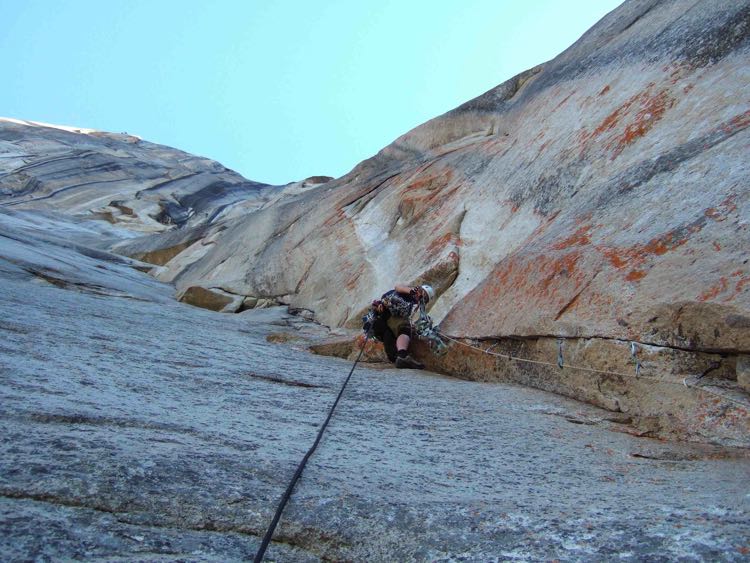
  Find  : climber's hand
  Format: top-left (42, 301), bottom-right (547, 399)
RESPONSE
top-left (411, 286), bottom-right (426, 302)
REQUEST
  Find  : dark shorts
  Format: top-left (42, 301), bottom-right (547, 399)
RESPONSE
top-left (372, 315), bottom-right (412, 363)
top-left (386, 316), bottom-right (412, 337)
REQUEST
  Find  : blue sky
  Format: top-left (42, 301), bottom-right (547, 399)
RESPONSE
top-left (1, 1), bottom-right (622, 184)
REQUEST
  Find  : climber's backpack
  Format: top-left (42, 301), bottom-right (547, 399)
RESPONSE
top-left (362, 290), bottom-right (417, 341)
top-left (362, 300), bottom-right (390, 341)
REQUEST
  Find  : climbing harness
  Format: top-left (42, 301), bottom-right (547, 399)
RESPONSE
top-left (364, 292), bottom-right (446, 354)
top-left (415, 301), bottom-right (447, 355)
top-left (253, 329), bottom-right (371, 562)
top-left (435, 331), bottom-right (749, 411)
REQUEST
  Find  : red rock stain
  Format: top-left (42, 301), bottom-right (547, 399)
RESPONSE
top-left (603, 227), bottom-right (692, 272)
top-left (704, 195), bottom-right (737, 222)
top-left (625, 270), bottom-right (647, 282)
top-left (698, 277), bottom-right (729, 302)
top-left (426, 232), bottom-right (462, 259)
top-left (344, 264), bottom-right (365, 291)
top-left (696, 270), bottom-right (748, 303)
top-left (610, 89), bottom-right (674, 157)
top-left (554, 90), bottom-right (576, 111)
top-left (553, 224), bottom-right (595, 250)
top-left (579, 84), bottom-right (675, 159)
top-left (725, 109), bottom-right (750, 132)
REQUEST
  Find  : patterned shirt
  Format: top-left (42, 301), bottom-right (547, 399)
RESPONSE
top-left (380, 289), bottom-right (418, 319)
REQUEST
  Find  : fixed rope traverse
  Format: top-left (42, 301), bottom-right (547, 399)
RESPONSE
top-left (435, 330), bottom-right (749, 411)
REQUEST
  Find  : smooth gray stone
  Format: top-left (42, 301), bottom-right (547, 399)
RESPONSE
top-left (1, 213), bottom-right (748, 561)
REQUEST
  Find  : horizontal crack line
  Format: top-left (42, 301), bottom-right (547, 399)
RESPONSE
top-left (466, 332), bottom-right (748, 356)
top-left (0, 490), bottom-right (265, 539)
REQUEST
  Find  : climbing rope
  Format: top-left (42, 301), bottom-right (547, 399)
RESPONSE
top-left (435, 331), bottom-right (749, 411)
top-left (253, 329), bottom-right (371, 562)
top-left (253, 321), bottom-right (745, 560)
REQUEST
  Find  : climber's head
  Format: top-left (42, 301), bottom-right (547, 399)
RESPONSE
top-left (420, 284), bottom-right (435, 303)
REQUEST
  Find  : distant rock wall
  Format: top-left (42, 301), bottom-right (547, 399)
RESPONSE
top-left (0, 118), bottom-right (328, 236)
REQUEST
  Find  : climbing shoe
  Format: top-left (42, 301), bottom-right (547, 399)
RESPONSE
top-left (395, 355), bottom-right (424, 369)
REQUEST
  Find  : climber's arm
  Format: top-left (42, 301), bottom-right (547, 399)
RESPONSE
top-left (394, 284), bottom-right (413, 295)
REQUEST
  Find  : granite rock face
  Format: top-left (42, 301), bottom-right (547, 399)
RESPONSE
top-left (1, 0), bottom-right (748, 446)
top-left (0, 117), bottom-right (329, 309)
top-left (1, 216), bottom-right (749, 560)
top-left (0, 117), bottom-right (325, 235)
top-left (156, 0), bottom-right (750, 351)
top-left (114, 0), bottom-right (747, 442)
top-left (1, 1), bottom-right (750, 558)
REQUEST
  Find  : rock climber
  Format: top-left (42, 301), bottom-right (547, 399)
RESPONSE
top-left (363, 284), bottom-right (435, 369)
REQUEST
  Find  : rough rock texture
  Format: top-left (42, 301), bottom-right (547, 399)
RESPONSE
top-left (1, 213), bottom-right (749, 560)
top-left (112, 0), bottom-right (750, 444)
top-left (739, 355), bottom-right (750, 393)
top-left (3, 1), bottom-right (750, 559)
top-left (159, 0), bottom-right (750, 345)
top-left (1, 1), bottom-right (748, 446)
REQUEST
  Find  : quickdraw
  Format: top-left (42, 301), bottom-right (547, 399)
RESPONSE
top-left (415, 301), bottom-right (447, 355)
top-left (630, 341), bottom-right (642, 378)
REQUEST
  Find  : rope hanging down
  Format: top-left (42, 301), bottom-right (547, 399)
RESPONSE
top-left (253, 330), bottom-right (371, 563)
top-left (436, 331), bottom-right (749, 411)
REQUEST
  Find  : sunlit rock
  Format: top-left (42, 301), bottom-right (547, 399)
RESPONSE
top-left (1, 0), bottom-right (748, 445)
